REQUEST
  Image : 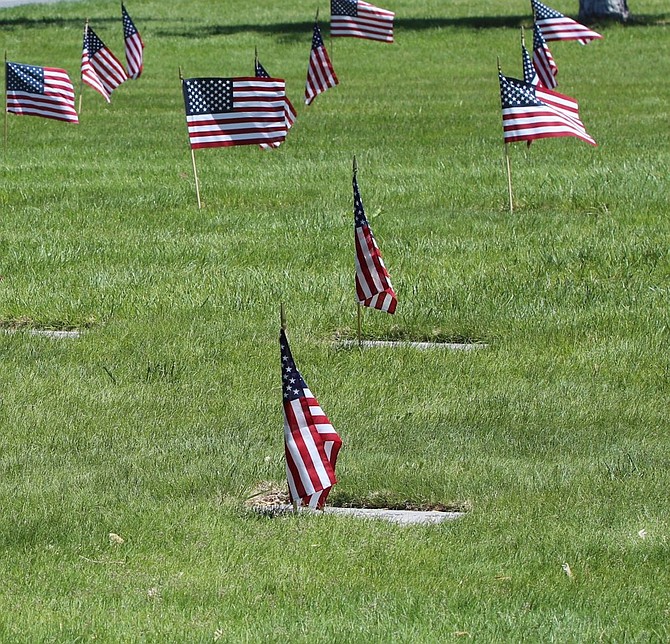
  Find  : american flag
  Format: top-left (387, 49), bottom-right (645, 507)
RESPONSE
top-left (305, 22), bottom-right (338, 105)
top-left (532, 0), bottom-right (603, 45)
top-left (6, 61), bottom-right (78, 124)
top-left (254, 59), bottom-right (297, 149)
top-left (182, 77), bottom-right (287, 149)
top-left (280, 328), bottom-right (342, 510)
top-left (330, 0), bottom-right (395, 43)
top-left (523, 42), bottom-right (581, 124)
top-left (499, 72), bottom-right (596, 146)
top-left (354, 167), bottom-right (397, 314)
top-left (533, 22), bottom-right (558, 89)
top-left (122, 4), bottom-right (144, 80)
top-left (81, 24), bottom-right (128, 102)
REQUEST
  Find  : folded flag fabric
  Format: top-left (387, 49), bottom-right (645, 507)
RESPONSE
top-left (305, 22), bottom-right (338, 105)
top-left (532, 0), bottom-right (603, 44)
top-left (122, 4), bottom-right (144, 80)
top-left (280, 328), bottom-right (342, 510)
top-left (254, 59), bottom-right (297, 149)
top-left (354, 167), bottom-right (397, 314)
top-left (330, 0), bottom-right (395, 43)
top-left (81, 24), bottom-right (128, 102)
top-left (499, 71), bottom-right (596, 146)
top-left (183, 76), bottom-right (287, 149)
top-left (532, 22), bottom-right (558, 89)
top-left (6, 61), bottom-right (78, 123)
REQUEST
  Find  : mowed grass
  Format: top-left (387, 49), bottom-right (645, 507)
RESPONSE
top-left (1, 0), bottom-right (669, 640)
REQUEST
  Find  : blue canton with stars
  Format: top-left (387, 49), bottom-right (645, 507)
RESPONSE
top-left (255, 61), bottom-right (269, 78)
top-left (499, 74), bottom-right (543, 109)
top-left (532, 0), bottom-right (562, 20)
top-left (280, 329), bottom-right (308, 402)
top-left (84, 27), bottom-right (107, 57)
top-left (533, 22), bottom-right (548, 50)
top-left (521, 44), bottom-right (536, 84)
top-left (183, 78), bottom-right (234, 115)
top-left (311, 23), bottom-right (325, 49)
top-left (353, 174), bottom-right (369, 228)
top-left (122, 5), bottom-right (139, 38)
top-left (6, 63), bottom-right (44, 94)
top-left (331, 0), bottom-right (358, 17)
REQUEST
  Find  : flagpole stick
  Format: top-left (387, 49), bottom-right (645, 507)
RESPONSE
top-left (352, 155), bottom-right (362, 347)
top-left (79, 20), bottom-right (89, 115)
top-left (497, 56), bottom-right (513, 214)
top-left (190, 148), bottom-right (202, 210)
top-left (357, 303), bottom-right (363, 348)
top-left (4, 51), bottom-right (8, 151)
top-left (280, 302), bottom-right (298, 513)
top-left (179, 66), bottom-right (202, 210)
top-left (505, 143), bottom-right (514, 215)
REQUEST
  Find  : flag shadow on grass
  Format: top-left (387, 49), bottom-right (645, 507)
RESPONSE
top-left (0, 16), bottom-right (120, 30)
top-left (158, 16), bottom-right (527, 42)
top-left (156, 13), bottom-right (670, 41)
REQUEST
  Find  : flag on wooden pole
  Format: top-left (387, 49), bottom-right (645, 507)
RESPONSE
top-left (122, 4), bottom-right (144, 80)
top-left (499, 71), bottom-right (596, 146)
top-left (182, 76), bottom-right (287, 149)
top-left (330, 0), bottom-right (395, 43)
top-left (532, 0), bottom-right (603, 44)
top-left (354, 160), bottom-right (397, 314)
top-left (522, 40), bottom-right (581, 126)
top-left (6, 61), bottom-right (79, 123)
top-left (81, 24), bottom-right (128, 102)
top-left (254, 57), bottom-right (297, 149)
top-left (532, 22), bottom-right (558, 89)
top-left (305, 21), bottom-right (338, 105)
top-left (280, 328), bottom-right (342, 509)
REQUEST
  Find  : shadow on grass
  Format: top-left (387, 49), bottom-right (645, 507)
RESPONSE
top-left (155, 13), bottom-right (670, 40)
top-left (1, 13), bottom-right (667, 35)
top-left (0, 16), bottom-right (120, 30)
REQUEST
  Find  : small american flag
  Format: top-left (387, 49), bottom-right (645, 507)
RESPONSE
top-left (532, 0), bottom-right (603, 45)
top-left (122, 4), bottom-right (144, 80)
top-left (499, 72), bottom-right (596, 146)
top-left (523, 40), bottom-right (579, 120)
top-left (354, 166), bottom-right (397, 314)
top-left (532, 22), bottom-right (558, 89)
top-left (6, 61), bottom-right (78, 124)
top-left (330, 0), bottom-right (395, 43)
top-left (183, 77), bottom-right (287, 149)
top-left (305, 22), bottom-right (338, 105)
top-left (81, 24), bottom-right (128, 102)
top-left (254, 59), bottom-right (297, 149)
top-left (281, 328), bottom-right (342, 510)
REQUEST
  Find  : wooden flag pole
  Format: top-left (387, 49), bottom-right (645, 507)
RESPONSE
top-left (190, 148), bottom-right (202, 210)
top-left (353, 155), bottom-right (363, 347)
top-left (497, 57), bottom-right (514, 214)
top-left (180, 66), bottom-right (202, 210)
top-left (357, 303), bottom-right (363, 348)
top-left (4, 51), bottom-right (8, 151)
top-left (78, 20), bottom-right (89, 115)
top-left (505, 143), bottom-right (514, 214)
top-left (280, 302), bottom-right (298, 513)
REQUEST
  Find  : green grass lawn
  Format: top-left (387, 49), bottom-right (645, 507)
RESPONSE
top-left (1, 0), bottom-right (669, 640)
